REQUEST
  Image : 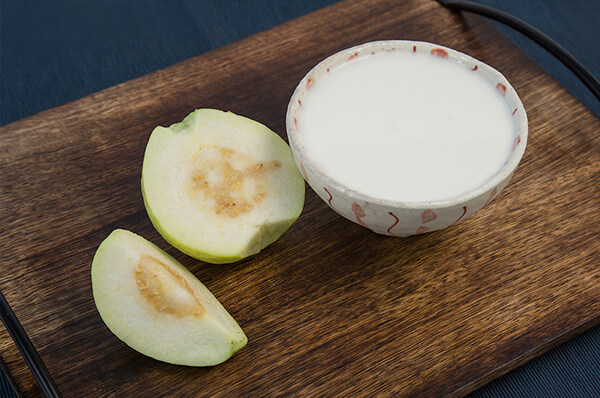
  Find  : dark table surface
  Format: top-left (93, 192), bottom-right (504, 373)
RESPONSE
top-left (1, 0), bottom-right (599, 397)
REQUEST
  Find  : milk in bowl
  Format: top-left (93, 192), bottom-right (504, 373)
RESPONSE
top-left (286, 41), bottom-right (527, 236)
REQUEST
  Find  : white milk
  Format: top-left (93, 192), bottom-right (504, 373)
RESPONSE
top-left (298, 51), bottom-right (515, 202)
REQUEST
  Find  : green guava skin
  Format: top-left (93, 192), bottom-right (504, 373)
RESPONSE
top-left (91, 229), bottom-right (248, 366)
top-left (141, 109), bottom-right (305, 264)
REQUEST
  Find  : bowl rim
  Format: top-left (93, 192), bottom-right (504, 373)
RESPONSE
top-left (286, 40), bottom-right (528, 210)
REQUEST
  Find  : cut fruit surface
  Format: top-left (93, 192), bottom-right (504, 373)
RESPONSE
top-left (142, 109), bottom-right (305, 264)
top-left (91, 229), bottom-right (247, 366)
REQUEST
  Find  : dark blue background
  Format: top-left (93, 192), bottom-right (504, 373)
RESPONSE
top-left (1, 1), bottom-right (599, 397)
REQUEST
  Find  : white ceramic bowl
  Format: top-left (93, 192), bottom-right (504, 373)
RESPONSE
top-left (286, 40), bottom-right (528, 236)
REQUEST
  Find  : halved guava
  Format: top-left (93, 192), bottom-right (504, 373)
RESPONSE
top-left (91, 229), bottom-right (247, 366)
top-left (141, 109), bottom-right (305, 264)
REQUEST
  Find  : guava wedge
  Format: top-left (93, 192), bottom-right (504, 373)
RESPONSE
top-left (91, 229), bottom-right (247, 366)
top-left (141, 109), bottom-right (305, 264)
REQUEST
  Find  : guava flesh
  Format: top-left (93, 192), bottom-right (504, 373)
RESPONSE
top-left (91, 229), bottom-right (247, 366)
top-left (141, 109), bottom-right (305, 264)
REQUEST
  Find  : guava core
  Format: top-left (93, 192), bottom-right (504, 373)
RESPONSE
top-left (141, 109), bottom-right (305, 263)
top-left (91, 229), bottom-right (247, 366)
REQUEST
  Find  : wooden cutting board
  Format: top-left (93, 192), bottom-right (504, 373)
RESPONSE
top-left (1, 0), bottom-right (599, 396)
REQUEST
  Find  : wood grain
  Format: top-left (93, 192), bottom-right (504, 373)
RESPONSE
top-left (1, 0), bottom-right (599, 396)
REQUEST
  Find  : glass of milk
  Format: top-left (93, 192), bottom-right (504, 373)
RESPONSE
top-left (286, 40), bottom-right (527, 236)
